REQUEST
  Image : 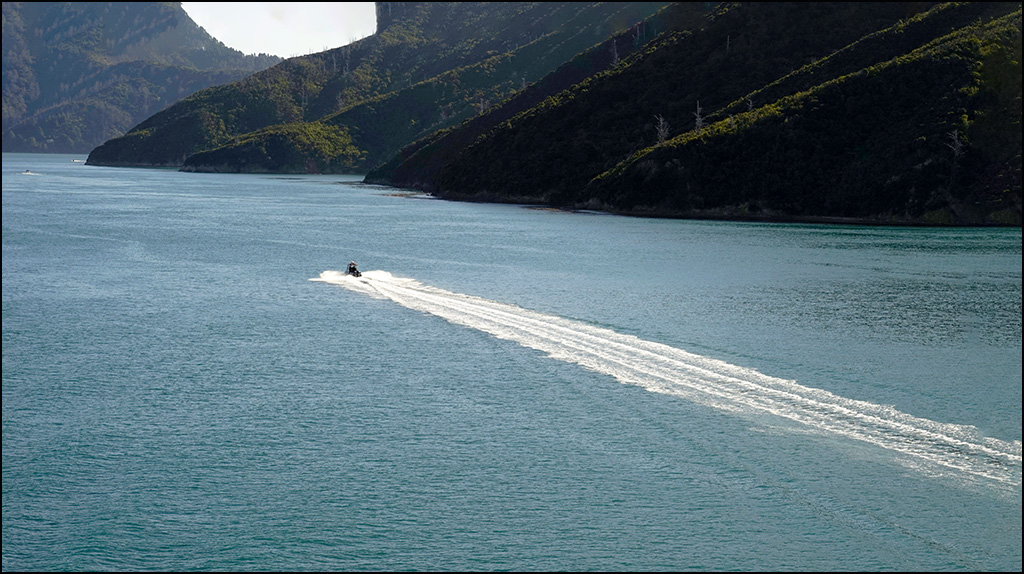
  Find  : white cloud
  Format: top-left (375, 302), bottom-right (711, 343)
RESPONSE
top-left (181, 2), bottom-right (377, 58)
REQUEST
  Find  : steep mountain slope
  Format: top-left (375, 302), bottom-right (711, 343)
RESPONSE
top-left (584, 5), bottom-right (1022, 225)
top-left (86, 2), bottom-right (670, 170)
top-left (366, 2), bottom-right (710, 189)
top-left (2, 2), bottom-right (280, 154)
top-left (381, 2), bottom-right (1021, 225)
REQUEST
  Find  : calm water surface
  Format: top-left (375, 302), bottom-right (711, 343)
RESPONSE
top-left (3, 154), bottom-right (1021, 571)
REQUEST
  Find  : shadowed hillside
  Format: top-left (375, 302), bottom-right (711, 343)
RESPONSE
top-left (377, 2), bottom-right (1021, 225)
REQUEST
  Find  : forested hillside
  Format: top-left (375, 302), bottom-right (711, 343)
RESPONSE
top-left (81, 2), bottom-right (1021, 226)
top-left (376, 2), bottom-right (1021, 225)
top-left (88, 2), bottom-right (669, 171)
top-left (2, 2), bottom-right (280, 154)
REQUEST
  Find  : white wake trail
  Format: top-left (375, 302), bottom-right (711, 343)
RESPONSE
top-left (312, 269), bottom-right (1022, 486)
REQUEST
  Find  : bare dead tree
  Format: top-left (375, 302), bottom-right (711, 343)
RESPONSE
top-left (947, 129), bottom-right (966, 187)
top-left (655, 114), bottom-right (670, 143)
top-left (947, 129), bottom-right (965, 163)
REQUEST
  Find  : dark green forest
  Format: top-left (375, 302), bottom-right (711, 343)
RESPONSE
top-left (402, 2), bottom-right (1021, 225)
top-left (82, 2), bottom-right (1020, 225)
top-left (2, 2), bottom-right (280, 153)
top-left (582, 8), bottom-right (1022, 225)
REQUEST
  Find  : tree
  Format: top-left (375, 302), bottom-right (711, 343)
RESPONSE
top-left (946, 129), bottom-right (965, 187)
top-left (946, 129), bottom-right (964, 164)
top-left (655, 114), bottom-right (670, 143)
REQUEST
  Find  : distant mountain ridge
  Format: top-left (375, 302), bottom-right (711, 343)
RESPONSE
top-left (2, 1), bottom-right (281, 153)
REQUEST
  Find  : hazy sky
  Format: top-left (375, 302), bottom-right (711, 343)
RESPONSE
top-left (181, 2), bottom-right (377, 58)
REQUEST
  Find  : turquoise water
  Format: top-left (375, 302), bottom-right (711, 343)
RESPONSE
top-left (3, 153), bottom-right (1021, 571)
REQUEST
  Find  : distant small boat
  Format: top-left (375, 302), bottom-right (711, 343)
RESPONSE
top-left (72, 159), bottom-right (85, 163)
